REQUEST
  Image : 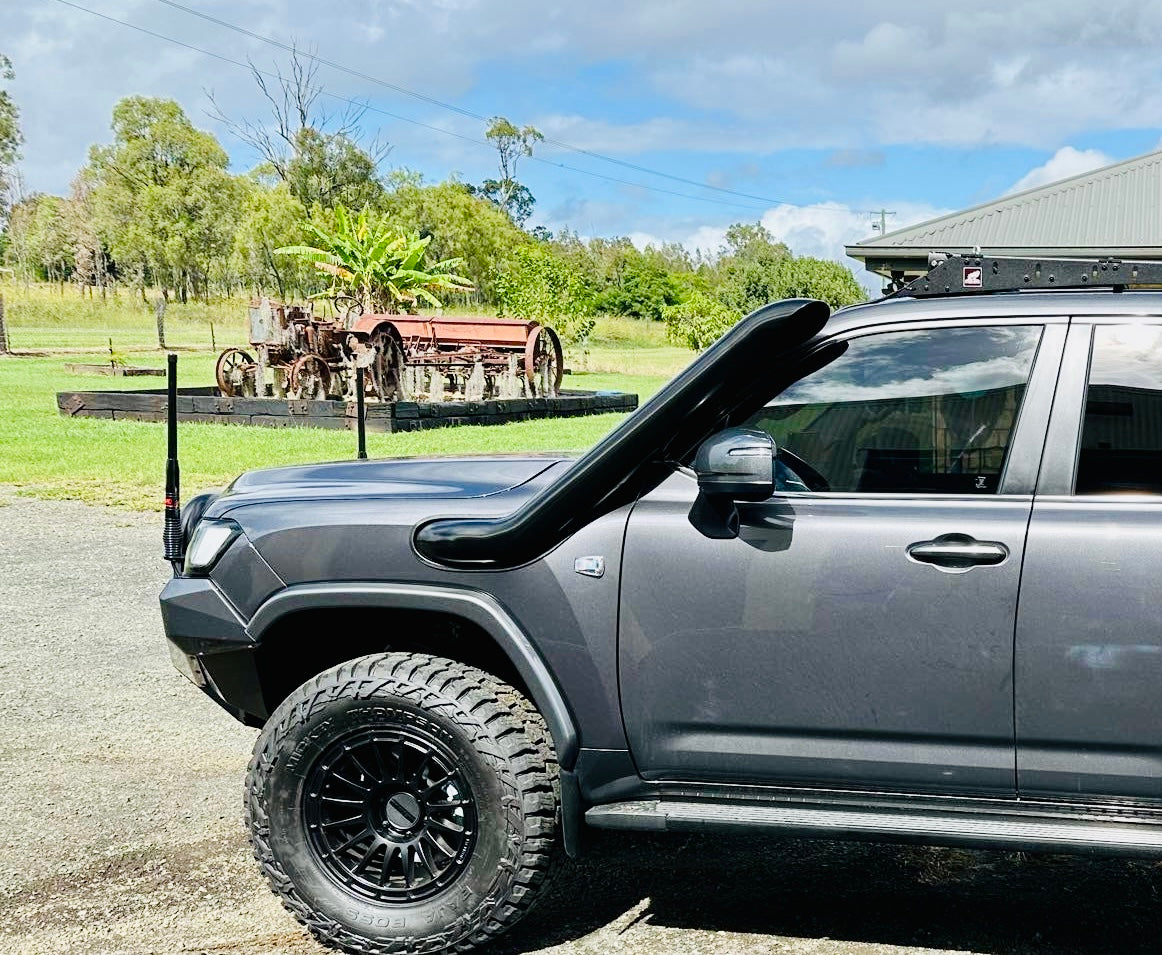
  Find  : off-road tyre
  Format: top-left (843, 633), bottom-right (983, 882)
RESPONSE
top-left (245, 652), bottom-right (561, 954)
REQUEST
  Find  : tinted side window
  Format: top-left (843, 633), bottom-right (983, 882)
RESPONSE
top-left (745, 326), bottom-right (1042, 494)
top-left (1077, 325), bottom-right (1162, 495)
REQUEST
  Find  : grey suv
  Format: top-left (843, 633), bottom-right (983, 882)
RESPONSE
top-left (160, 255), bottom-right (1162, 954)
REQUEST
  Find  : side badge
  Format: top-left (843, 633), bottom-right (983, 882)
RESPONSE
top-left (574, 556), bottom-right (605, 578)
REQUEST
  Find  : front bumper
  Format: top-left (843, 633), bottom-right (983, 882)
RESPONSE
top-left (160, 576), bottom-right (267, 725)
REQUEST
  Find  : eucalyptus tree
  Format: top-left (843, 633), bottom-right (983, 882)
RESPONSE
top-left (380, 180), bottom-right (527, 302)
top-left (4, 194), bottom-right (72, 282)
top-left (476, 116), bottom-right (543, 226)
top-left (210, 47), bottom-right (388, 210)
top-left (231, 179), bottom-right (310, 299)
top-left (0, 53), bottom-right (22, 225)
top-left (85, 97), bottom-right (240, 301)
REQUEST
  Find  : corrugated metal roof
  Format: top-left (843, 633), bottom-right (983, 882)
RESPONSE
top-left (847, 149), bottom-right (1162, 262)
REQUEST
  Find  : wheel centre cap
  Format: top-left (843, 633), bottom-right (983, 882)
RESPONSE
top-left (384, 792), bottom-right (422, 832)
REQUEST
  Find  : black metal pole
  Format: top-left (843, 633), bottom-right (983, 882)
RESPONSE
top-left (355, 365), bottom-right (368, 460)
top-left (163, 353), bottom-right (182, 567)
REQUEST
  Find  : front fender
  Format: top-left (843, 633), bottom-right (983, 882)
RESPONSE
top-left (245, 581), bottom-right (580, 772)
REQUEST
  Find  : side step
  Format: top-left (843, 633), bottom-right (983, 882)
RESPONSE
top-left (585, 798), bottom-right (1162, 857)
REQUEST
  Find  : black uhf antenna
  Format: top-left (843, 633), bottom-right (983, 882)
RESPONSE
top-left (163, 352), bottom-right (183, 567)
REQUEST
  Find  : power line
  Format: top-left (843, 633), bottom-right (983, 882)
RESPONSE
top-left (153, 0), bottom-right (485, 123)
top-left (148, 0), bottom-right (853, 211)
top-left (47, 0), bottom-right (784, 214)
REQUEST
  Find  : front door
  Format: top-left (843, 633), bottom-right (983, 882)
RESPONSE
top-left (619, 320), bottom-right (1062, 795)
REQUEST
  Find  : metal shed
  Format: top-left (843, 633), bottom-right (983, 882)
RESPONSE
top-left (846, 149), bottom-right (1162, 289)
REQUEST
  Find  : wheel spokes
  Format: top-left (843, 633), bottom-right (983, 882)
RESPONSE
top-left (379, 845), bottom-right (399, 886)
top-left (329, 771), bottom-right (371, 792)
top-left (426, 816), bottom-right (465, 835)
top-left (416, 837), bottom-right (438, 877)
top-left (350, 840), bottom-right (382, 875)
top-left (370, 741), bottom-right (391, 782)
top-left (408, 752), bottom-right (432, 786)
top-left (421, 773), bottom-right (455, 797)
top-left (347, 751), bottom-right (381, 786)
top-left (424, 831), bottom-right (456, 859)
top-left (402, 843), bottom-right (415, 887)
top-left (330, 827), bottom-right (375, 857)
top-left (321, 814), bottom-right (364, 829)
top-left (304, 728), bottom-right (477, 903)
top-left (427, 798), bottom-right (469, 810)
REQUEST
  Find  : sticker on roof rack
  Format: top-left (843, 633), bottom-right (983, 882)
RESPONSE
top-left (963, 266), bottom-right (983, 288)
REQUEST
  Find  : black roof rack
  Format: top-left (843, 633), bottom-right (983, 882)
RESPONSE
top-left (891, 253), bottom-right (1162, 299)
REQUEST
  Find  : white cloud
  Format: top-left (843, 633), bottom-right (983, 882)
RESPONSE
top-left (757, 201), bottom-right (951, 294)
top-left (683, 225), bottom-right (731, 257)
top-left (9, 0), bottom-right (1162, 197)
top-left (625, 231), bottom-right (665, 251)
top-left (1007, 145), bottom-right (1114, 193)
top-left (536, 115), bottom-right (699, 156)
top-left (4, 0), bottom-right (1155, 277)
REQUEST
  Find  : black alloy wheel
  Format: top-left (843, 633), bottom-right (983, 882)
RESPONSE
top-left (246, 653), bottom-right (561, 955)
top-left (303, 726), bottom-right (478, 904)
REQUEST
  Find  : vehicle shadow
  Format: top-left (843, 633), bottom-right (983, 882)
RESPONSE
top-left (492, 830), bottom-right (1162, 954)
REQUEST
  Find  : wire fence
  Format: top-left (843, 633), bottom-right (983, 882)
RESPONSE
top-left (0, 284), bottom-right (253, 355)
top-left (0, 285), bottom-right (494, 356)
top-left (3, 323), bottom-right (250, 353)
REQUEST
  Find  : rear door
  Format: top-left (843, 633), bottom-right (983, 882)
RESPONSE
top-left (1017, 319), bottom-right (1162, 800)
top-left (620, 317), bottom-right (1065, 795)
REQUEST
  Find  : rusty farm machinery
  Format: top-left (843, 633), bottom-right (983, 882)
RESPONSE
top-left (215, 299), bottom-right (564, 403)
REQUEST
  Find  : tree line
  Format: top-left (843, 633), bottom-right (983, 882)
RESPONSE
top-left (0, 52), bottom-right (865, 349)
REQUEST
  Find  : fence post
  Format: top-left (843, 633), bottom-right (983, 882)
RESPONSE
top-left (154, 295), bottom-right (167, 350)
top-left (0, 294), bottom-right (8, 354)
top-left (355, 366), bottom-right (368, 460)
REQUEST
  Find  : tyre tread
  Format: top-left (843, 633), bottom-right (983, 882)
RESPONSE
top-left (244, 652), bottom-right (561, 955)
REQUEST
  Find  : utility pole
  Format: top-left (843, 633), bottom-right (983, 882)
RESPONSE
top-left (871, 209), bottom-right (896, 237)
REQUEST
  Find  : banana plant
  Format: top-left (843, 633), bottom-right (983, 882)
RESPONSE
top-left (276, 205), bottom-right (474, 313)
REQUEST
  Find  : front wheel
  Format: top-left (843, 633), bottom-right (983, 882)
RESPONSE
top-left (245, 653), bottom-right (560, 954)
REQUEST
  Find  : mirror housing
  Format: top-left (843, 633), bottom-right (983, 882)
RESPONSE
top-left (693, 427), bottom-right (775, 500)
top-left (689, 428), bottom-right (776, 540)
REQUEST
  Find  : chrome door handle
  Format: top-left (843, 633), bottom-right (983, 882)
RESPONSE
top-left (906, 533), bottom-right (1009, 571)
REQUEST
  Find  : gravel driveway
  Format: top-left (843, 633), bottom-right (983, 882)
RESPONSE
top-left (2, 489), bottom-right (1161, 955)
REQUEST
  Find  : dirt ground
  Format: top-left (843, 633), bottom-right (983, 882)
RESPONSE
top-left (2, 489), bottom-right (1161, 955)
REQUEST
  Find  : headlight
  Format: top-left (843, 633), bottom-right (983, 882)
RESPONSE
top-left (183, 519), bottom-right (240, 575)
top-left (180, 491), bottom-right (220, 550)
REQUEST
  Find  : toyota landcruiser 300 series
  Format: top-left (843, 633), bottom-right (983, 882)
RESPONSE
top-left (160, 255), bottom-right (1162, 954)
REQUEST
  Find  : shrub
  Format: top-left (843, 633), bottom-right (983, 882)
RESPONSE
top-left (493, 244), bottom-right (595, 351)
top-left (661, 291), bottom-right (741, 350)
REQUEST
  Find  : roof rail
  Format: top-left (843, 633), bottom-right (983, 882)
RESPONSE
top-left (891, 253), bottom-right (1162, 298)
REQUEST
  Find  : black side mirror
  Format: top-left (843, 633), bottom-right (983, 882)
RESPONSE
top-left (689, 428), bottom-right (775, 539)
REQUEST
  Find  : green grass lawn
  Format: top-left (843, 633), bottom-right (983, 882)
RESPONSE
top-left (0, 291), bottom-right (693, 510)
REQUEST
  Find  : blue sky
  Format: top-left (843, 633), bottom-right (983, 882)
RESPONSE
top-left (5, 0), bottom-right (1162, 290)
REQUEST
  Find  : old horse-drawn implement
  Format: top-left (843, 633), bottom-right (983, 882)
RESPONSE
top-left (215, 299), bottom-right (563, 402)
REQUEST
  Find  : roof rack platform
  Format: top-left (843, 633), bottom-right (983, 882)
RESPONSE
top-left (896, 253), bottom-right (1162, 298)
